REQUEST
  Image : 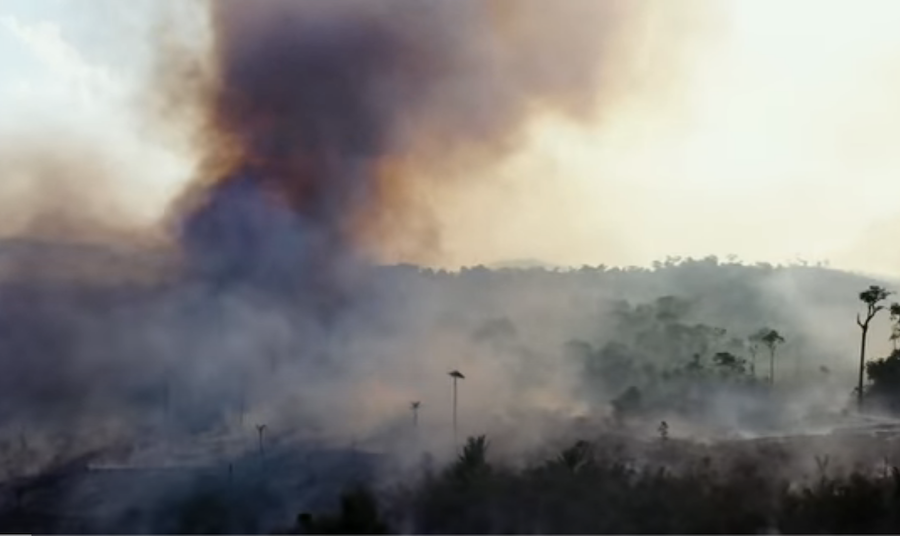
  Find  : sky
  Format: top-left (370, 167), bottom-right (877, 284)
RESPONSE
top-left (3, 0), bottom-right (900, 275)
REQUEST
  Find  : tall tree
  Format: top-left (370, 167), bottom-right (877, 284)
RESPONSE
top-left (448, 370), bottom-right (465, 448)
top-left (747, 330), bottom-right (769, 378)
top-left (761, 329), bottom-right (785, 385)
top-left (856, 286), bottom-right (891, 411)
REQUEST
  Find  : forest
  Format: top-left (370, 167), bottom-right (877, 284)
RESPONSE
top-left (3, 256), bottom-right (900, 533)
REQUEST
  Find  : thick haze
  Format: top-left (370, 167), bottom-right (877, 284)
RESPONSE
top-left (4, 0), bottom-right (900, 274)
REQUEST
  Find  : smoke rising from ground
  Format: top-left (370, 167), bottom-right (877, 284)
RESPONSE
top-left (0, 0), bottom-right (676, 454)
top-left (173, 0), bottom-right (657, 271)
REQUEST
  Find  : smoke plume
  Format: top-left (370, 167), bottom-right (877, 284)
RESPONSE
top-left (0, 0), bottom-right (664, 453)
top-left (174, 0), bottom-right (644, 276)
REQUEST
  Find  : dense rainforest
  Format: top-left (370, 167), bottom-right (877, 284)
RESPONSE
top-left (5, 256), bottom-right (900, 533)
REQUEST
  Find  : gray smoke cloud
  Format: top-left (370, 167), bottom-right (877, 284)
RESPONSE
top-left (0, 0), bottom-right (661, 461)
top-left (175, 0), bottom-right (646, 268)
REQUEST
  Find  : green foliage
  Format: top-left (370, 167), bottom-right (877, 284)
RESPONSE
top-left (865, 350), bottom-right (900, 412)
top-left (758, 328), bottom-right (785, 383)
top-left (889, 303), bottom-right (900, 349)
top-left (778, 469), bottom-right (900, 533)
top-left (171, 488), bottom-right (263, 534)
top-left (761, 329), bottom-right (785, 349)
top-left (713, 351), bottom-right (747, 375)
top-left (860, 286), bottom-right (892, 310)
top-left (554, 440), bottom-right (593, 473)
top-left (174, 492), bottom-right (234, 534)
top-left (575, 296), bottom-right (774, 424)
top-left (657, 421), bottom-right (669, 441)
top-left (387, 435), bottom-right (900, 533)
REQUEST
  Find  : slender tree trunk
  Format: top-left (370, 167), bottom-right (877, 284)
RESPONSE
top-left (769, 349), bottom-right (775, 385)
top-left (858, 326), bottom-right (868, 412)
top-left (452, 377), bottom-right (458, 448)
top-left (413, 408), bottom-right (418, 428)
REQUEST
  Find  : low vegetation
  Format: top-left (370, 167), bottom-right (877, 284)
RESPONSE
top-left (286, 435), bottom-right (900, 534)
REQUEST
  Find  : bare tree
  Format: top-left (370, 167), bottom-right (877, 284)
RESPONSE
top-left (856, 286), bottom-right (891, 411)
top-left (448, 370), bottom-right (465, 448)
top-left (761, 329), bottom-right (785, 385)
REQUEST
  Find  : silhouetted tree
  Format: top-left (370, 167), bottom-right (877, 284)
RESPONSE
top-left (864, 350), bottom-right (900, 413)
top-left (760, 329), bottom-right (785, 385)
top-left (295, 487), bottom-right (390, 534)
top-left (856, 286), bottom-right (891, 411)
top-left (554, 440), bottom-right (592, 473)
top-left (713, 351), bottom-right (747, 377)
top-left (448, 370), bottom-right (465, 447)
top-left (658, 420), bottom-right (670, 441)
top-left (453, 435), bottom-right (490, 481)
top-left (890, 303), bottom-right (900, 351)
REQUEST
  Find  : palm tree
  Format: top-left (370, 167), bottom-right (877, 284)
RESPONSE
top-left (448, 370), bottom-right (465, 447)
top-left (410, 401), bottom-right (421, 428)
top-left (856, 286), bottom-right (891, 411)
top-left (761, 329), bottom-right (785, 385)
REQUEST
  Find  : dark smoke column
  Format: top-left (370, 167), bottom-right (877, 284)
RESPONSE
top-left (181, 0), bottom-right (426, 308)
top-left (179, 0), bottom-right (638, 302)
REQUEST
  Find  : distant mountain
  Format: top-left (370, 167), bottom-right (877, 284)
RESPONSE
top-left (488, 258), bottom-right (562, 270)
top-left (0, 238), bottom-right (172, 281)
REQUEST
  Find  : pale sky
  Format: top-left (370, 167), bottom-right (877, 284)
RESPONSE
top-left (3, 1), bottom-right (900, 275)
